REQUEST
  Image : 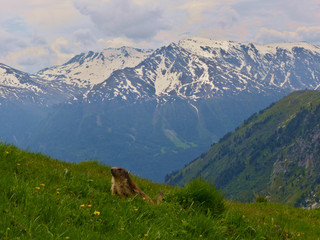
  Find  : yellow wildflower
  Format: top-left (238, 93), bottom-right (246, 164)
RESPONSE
top-left (5, 151), bottom-right (9, 155)
top-left (142, 197), bottom-right (146, 201)
top-left (17, 163), bottom-right (21, 166)
top-left (94, 210), bottom-right (100, 215)
top-left (121, 228), bottom-right (124, 231)
top-left (87, 204), bottom-right (92, 208)
top-left (297, 233), bottom-right (301, 237)
top-left (144, 233), bottom-right (148, 237)
top-left (200, 234), bottom-right (203, 237)
top-left (35, 187), bottom-right (40, 190)
top-left (80, 204), bottom-right (85, 208)
top-left (40, 184), bottom-right (45, 187)
top-left (56, 191), bottom-right (60, 195)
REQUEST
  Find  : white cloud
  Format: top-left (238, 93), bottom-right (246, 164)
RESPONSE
top-left (178, 0), bottom-right (220, 24)
top-left (10, 1), bottom-right (86, 33)
top-left (98, 37), bottom-right (138, 48)
top-left (0, 29), bottom-right (28, 56)
top-left (257, 26), bottom-right (320, 44)
top-left (73, 0), bottom-right (169, 40)
top-left (72, 29), bottom-right (97, 49)
top-left (0, 0), bottom-right (320, 73)
top-left (49, 37), bottom-right (75, 63)
top-left (0, 37), bottom-right (76, 73)
top-left (3, 46), bottom-right (50, 72)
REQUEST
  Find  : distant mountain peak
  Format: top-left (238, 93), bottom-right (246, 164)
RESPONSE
top-left (0, 63), bottom-right (76, 105)
top-left (36, 47), bottom-right (153, 88)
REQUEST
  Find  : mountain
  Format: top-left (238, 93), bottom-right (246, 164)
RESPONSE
top-left (166, 90), bottom-right (320, 208)
top-left (0, 46), bottom-right (153, 105)
top-left (26, 37), bottom-right (320, 182)
top-left (0, 63), bottom-right (79, 145)
top-left (37, 47), bottom-right (153, 90)
top-left (81, 37), bottom-right (320, 103)
top-left (0, 47), bottom-right (153, 146)
top-left (0, 63), bottom-right (74, 105)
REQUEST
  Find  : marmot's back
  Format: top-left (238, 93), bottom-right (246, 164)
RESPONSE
top-left (111, 167), bottom-right (140, 197)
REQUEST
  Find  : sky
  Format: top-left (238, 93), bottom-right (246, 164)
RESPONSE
top-left (1, 0), bottom-right (320, 73)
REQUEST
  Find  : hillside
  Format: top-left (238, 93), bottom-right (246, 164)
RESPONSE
top-left (1, 143), bottom-right (320, 239)
top-left (166, 90), bottom-right (320, 208)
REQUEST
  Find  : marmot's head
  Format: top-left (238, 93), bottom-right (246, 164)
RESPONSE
top-left (111, 167), bottom-right (129, 179)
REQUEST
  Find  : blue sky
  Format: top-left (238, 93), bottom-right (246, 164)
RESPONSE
top-left (1, 0), bottom-right (320, 73)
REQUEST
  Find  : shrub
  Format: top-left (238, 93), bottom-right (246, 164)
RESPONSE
top-left (255, 196), bottom-right (268, 203)
top-left (169, 179), bottom-right (225, 217)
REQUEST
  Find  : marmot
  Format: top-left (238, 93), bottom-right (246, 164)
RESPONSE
top-left (111, 167), bottom-right (163, 205)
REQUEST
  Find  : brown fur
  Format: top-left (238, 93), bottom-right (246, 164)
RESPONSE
top-left (110, 167), bottom-right (163, 205)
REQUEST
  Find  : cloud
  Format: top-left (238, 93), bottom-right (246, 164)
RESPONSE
top-left (0, 36), bottom-right (76, 73)
top-left (0, 29), bottom-right (28, 56)
top-left (3, 46), bottom-right (50, 72)
top-left (72, 29), bottom-right (97, 49)
top-left (257, 26), bottom-right (320, 43)
top-left (1, 0), bottom-right (320, 73)
top-left (98, 37), bottom-right (138, 48)
top-left (178, 0), bottom-right (220, 24)
top-left (73, 0), bottom-right (169, 40)
top-left (19, 1), bottom-right (85, 33)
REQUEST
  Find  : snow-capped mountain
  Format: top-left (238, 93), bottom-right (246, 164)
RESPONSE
top-left (2, 37), bottom-right (320, 182)
top-left (82, 37), bottom-right (320, 103)
top-left (0, 63), bottom-right (75, 105)
top-left (3, 37), bottom-right (319, 105)
top-left (37, 47), bottom-right (153, 89)
top-left (0, 47), bottom-right (153, 105)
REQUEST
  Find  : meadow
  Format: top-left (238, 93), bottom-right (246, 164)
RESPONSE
top-left (1, 143), bottom-right (320, 239)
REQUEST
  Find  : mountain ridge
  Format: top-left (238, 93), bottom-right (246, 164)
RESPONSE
top-left (37, 46), bottom-right (153, 89)
top-left (1, 37), bottom-right (320, 105)
top-left (77, 37), bottom-right (320, 104)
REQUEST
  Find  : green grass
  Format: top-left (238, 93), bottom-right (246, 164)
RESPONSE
top-left (1, 143), bottom-right (320, 239)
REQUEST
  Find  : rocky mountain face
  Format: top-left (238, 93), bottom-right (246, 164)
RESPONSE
top-left (37, 47), bottom-right (153, 90)
top-left (0, 47), bottom-right (152, 105)
top-left (0, 63), bottom-right (72, 105)
top-left (166, 90), bottom-right (320, 208)
top-left (81, 37), bottom-right (320, 103)
top-left (0, 37), bottom-right (320, 182)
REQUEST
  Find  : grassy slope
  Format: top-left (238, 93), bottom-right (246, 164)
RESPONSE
top-left (166, 90), bottom-right (320, 204)
top-left (1, 143), bottom-right (320, 239)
